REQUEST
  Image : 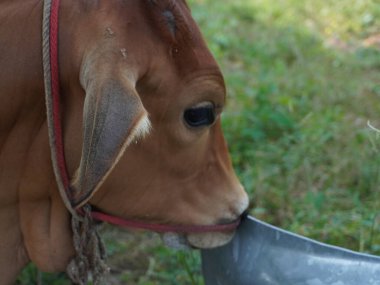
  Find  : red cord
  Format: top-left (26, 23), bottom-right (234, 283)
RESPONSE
top-left (50, 0), bottom-right (71, 196)
top-left (90, 210), bottom-right (241, 233)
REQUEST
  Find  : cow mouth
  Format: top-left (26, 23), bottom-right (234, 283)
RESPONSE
top-left (86, 205), bottom-right (238, 250)
top-left (162, 231), bottom-right (236, 250)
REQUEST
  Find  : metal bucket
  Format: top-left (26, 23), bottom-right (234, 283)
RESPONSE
top-left (202, 216), bottom-right (380, 285)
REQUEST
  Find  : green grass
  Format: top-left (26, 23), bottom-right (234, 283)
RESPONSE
top-left (195, 0), bottom-right (380, 254)
top-left (18, 0), bottom-right (380, 284)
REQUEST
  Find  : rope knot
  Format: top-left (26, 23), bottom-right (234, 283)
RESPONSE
top-left (66, 205), bottom-right (109, 285)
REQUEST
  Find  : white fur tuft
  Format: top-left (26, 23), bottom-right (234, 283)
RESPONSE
top-left (127, 114), bottom-right (152, 146)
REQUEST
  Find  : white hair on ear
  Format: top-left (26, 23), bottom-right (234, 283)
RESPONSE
top-left (72, 113), bottom-right (151, 202)
top-left (126, 113), bottom-right (152, 146)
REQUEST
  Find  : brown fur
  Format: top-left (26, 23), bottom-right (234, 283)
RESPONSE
top-left (0, 0), bottom-right (248, 283)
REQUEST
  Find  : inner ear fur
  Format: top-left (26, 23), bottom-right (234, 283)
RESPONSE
top-left (70, 59), bottom-right (150, 208)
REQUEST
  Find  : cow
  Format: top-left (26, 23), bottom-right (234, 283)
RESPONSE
top-left (0, 0), bottom-right (249, 284)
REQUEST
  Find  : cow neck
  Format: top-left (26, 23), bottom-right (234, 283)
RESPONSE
top-left (42, 0), bottom-right (241, 234)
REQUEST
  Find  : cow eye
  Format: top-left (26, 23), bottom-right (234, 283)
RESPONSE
top-left (184, 103), bottom-right (216, 128)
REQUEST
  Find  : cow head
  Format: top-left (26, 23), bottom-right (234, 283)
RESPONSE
top-left (59, 0), bottom-right (248, 249)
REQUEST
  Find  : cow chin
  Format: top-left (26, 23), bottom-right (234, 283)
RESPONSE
top-left (186, 231), bottom-right (235, 249)
top-left (162, 233), bottom-right (191, 250)
top-left (162, 231), bottom-right (235, 250)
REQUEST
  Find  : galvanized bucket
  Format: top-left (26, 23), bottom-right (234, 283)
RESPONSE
top-left (202, 216), bottom-right (380, 285)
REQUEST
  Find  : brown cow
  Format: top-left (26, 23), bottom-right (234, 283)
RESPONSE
top-left (0, 0), bottom-right (248, 283)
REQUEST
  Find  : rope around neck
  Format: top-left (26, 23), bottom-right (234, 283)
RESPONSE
top-left (42, 0), bottom-right (78, 218)
top-left (42, 1), bottom-right (108, 284)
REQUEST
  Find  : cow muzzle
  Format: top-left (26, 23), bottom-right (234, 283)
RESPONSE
top-left (163, 199), bottom-right (249, 250)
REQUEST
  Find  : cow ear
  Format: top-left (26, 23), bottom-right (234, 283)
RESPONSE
top-left (70, 74), bottom-right (150, 208)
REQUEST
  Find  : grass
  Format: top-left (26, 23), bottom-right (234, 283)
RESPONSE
top-left (197, 0), bottom-right (380, 254)
top-left (18, 0), bottom-right (380, 284)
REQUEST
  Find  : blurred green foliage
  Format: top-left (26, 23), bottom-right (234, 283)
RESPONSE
top-left (194, 0), bottom-right (380, 254)
top-left (18, 0), bottom-right (379, 284)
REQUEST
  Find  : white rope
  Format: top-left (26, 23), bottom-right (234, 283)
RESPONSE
top-left (42, 1), bottom-right (109, 284)
top-left (42, 0), bottom-right (79, 218)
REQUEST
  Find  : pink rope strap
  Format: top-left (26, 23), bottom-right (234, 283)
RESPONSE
top-left (49, 0), bottom-right (71, 195)
top-left (90, 210), bottom-right (241, 233)
top-left (42, 0), bottom-right (79, 217)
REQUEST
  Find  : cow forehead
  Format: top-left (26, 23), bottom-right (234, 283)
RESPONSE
top-left (142, 0), bottom-right (220, 77)
top-left (79, 0), bottom-right (192, 43)
top-left (74, 0), bottom-right (221, 84)
top-left (143, 0), bottom-right (192, 43)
